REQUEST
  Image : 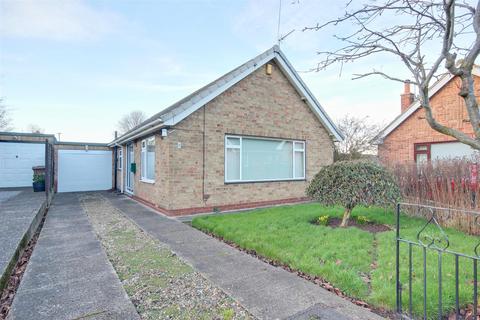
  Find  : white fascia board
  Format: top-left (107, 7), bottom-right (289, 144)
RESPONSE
top-left (162, 54), bottom-right (276, 127)
top-left (273, 52), bottom-right (344, 142)
top-left (108, 119), bottom-right (163, 146)
top-left (114, 123), bottom-right (165, 146)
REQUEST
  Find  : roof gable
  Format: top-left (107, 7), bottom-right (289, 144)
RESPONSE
top-left (375, 67), bottom-right (480, 142)
top-left (111, 46), bottom-right (343, 145)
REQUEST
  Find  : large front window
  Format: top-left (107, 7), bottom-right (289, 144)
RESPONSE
top-left (225, 135), bottom-right (305, 183)
top-left (141, 137), bottom-right (155, 182)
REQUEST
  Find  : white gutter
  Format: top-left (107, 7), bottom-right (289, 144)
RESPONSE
top-left (108, 119), bottom-right (163, 146)
top-left (115, 122), bottom-right (165, 145)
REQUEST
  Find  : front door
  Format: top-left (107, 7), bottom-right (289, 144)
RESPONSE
top-left (126, 143), bottom-right (134, 193)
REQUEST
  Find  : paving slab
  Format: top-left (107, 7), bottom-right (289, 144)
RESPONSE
top-left (7, 193), bottom-right (139, 320)
top-left (0, 189), bottom-right (46, 291)
top-left (0, 191), bottom-right (21, 203)
top-left (106, 192), bottom-right (385, 320)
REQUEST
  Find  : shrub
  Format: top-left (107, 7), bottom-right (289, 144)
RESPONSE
top-left (307, 161), bottom-right (401, 227)
top-left (33, 174), bottom-right (45, 183)
top-left (316, 215), bottom-right (330, 226)
top-left (356, 215), bottom-right (371, 225)
top-left (390, 158), bottom-right (479, 209)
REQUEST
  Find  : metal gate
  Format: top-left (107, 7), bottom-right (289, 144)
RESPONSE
top-left (396, 203), bottom-right (480, 319)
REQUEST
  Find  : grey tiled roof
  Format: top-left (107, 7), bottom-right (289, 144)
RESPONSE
top-left (112, 45), bottom-right (344, 144)
top-left (116, 46), bottom-right (277, 140)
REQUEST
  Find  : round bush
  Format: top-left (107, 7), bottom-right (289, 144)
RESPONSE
top-left (306, 161), bottom-right (401, 226)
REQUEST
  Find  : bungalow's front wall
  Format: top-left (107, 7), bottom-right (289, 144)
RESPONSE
top-left (114, 137), bottom-right (170, 209)
top-left (132, 135), bottom-right (170, 208)
top-left (378, 76), bottom-right (480, 164)
top-left (124, 61), bottom-right (334, 215)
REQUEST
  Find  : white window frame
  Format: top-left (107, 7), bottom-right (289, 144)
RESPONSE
top-left (140, 136), bottom-right (155, 183)
top-left (224, 135), bottom-right (306, 183)
top-left (117, 148), bottom-right (123, 170)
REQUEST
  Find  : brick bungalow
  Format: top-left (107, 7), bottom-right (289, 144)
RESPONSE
top-left (375, 67), bottom-right (480, 164)
top-left (109, 45), bottom-right (343, 216)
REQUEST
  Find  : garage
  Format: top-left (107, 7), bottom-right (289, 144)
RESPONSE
top-left (57, 149), bottom-right (112, 193)
top-left (0, 142), bottom-right (45, 188)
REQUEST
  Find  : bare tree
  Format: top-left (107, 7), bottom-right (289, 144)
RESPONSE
top-left (0, 99), bottom-right (12, 131)
top-left (305, 0), bottom-right (480, 149)
top-left (335, 115), bottom-right (381, 161)
top-left (26, 124), bottom-right (44, 134)
top-left (117, 110), bottom-right (147, 134)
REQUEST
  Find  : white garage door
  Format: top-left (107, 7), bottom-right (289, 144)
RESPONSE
top-left (58, 149), bottom-right (112, 192)
top-left (0, 142), bottom-right (45, 188)
top-left (431, 142), bottom-right (478, 160)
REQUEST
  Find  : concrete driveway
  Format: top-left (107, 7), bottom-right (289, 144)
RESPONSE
top-left (7, 193), bottom-right (139, 320)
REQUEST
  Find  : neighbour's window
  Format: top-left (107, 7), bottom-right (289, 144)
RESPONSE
top-left (117, 148), bottom-right (123, 170)
top-left (414, 143), bottom-right (430, 165)
top-left (141, 137), bottom-right (155, 182)
top-left (225, 135), bottom-right (305, 183)
top-left (414, 143), bottom-right (430, 171)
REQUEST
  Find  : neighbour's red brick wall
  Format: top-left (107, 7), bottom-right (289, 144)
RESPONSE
top-left (378, 76), bottom-right (480, 164)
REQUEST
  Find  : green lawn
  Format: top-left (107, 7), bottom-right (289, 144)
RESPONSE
top-left (192, 203), bottom-right (479, 319)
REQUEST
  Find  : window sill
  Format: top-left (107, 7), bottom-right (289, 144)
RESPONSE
top-left (140, 179), bottom-right (155, 184)
top-left (225, 178), bottom-right (306, 185)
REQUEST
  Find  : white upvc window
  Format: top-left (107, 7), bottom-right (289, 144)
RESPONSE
top-left (225, 135), bottom-right (305, 183)
top-left (141, 136), bottom-right (155, 183)
top-left (117, 148), bottom-right (123, 170)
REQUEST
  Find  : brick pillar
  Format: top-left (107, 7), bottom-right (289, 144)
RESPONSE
top-left (400, 80), bottom-right (415, 113)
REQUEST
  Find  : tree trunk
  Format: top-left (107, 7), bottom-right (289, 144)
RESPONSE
top-left (340, 208), bottom-right (352, 227)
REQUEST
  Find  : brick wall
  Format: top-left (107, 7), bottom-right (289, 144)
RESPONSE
top-left (128, 136), bottom-right (170, 208)
top-left (0, 133), bottom-right (55, 143)
top-left (378, 76), bottom-right (480, 164)
top-left (129, 60), bottom-right (334, 214)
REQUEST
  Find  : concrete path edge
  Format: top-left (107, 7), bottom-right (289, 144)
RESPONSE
top-left (0, 195), bottom-right (47, 291)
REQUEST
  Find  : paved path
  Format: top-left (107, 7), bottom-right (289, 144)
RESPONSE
top-left (0, 189), bottom-right (46, 291)
top-left (106, 193), bottom-right (385, 320)
top-left (8, 193), bottom-right (139, 320)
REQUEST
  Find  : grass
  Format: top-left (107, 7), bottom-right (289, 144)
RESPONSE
top-left (192, 203), bottom-right (479, 319)
top-left (80, 194), bottom-right (252, 320)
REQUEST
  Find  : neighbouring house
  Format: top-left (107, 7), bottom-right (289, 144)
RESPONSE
top-left (375, 67), bottom-right (480, 164)
top-left (0, 131), bottom-right (113, 192)
top-left (109, 45), bottom-right (343, 216)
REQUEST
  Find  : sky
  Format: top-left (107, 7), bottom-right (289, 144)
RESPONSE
top-left (0, 0), bottom-right (413, 143)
